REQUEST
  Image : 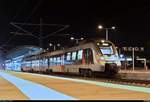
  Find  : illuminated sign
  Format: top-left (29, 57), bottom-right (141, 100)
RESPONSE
top-left (122, 47), bottom-right (144, 52)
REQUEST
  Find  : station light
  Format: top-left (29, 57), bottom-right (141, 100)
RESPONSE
top-left (98, 25), bottom-right (116, 41)
top-left (80, 37), bottom-right (84, 40)
top-left (57, 43), bottom-right (60, 47)
top-left (49, 43), bottom-right (53, 46)
top-left (98, 25), bottom-right (103, 29)
top-left (111, 26), bottom-right (116, 30)
top-left (70, 37), bottom-right (74, 40)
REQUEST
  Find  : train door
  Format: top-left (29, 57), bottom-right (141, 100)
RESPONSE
top-left (83, 48), bottom-right (94, 64)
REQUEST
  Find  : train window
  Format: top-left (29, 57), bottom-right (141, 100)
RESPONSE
top-left (43, 58), bottom-right (48, 67)
top-left (72, 52), bottom-right (77, 60)
top-left (32, 60), bottom-right (35, 67)
top-left (53, 57), bottom-right (57, 66)
top-left (32, 60), bottom-right (34, 67)
top-left (66, 52), bottom-right (71, 61)
top-left (77, 50), bottom-right (83, 60)
top-left (49, 58), bottom-right (53, 66)
top-left (76, 50), bottom-right (83, 64)
top-left (61, 54), bottom-right (65, 65)
top-left (36, 60), bottom-right (39, 68)
top-left (37, 60), bottom-right (40, 67)
top-left (42, 59), bottom-right (44, 66)
top-left (26, 61), bottom-right (28, 67)
top-left (45, 59), bottom-right (48, 66)
top-left (26, 61), bottom-right (29, 67)
top-left (57, 57), bottom-right (61, 65)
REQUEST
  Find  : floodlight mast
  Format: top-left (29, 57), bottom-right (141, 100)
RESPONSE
top-left (98, 25), bottom-right (116, 41)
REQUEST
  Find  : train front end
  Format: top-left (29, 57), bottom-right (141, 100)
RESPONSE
top-left (95, 40), bottom-right (121, 74)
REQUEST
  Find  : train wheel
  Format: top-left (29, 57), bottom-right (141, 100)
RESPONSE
top-left (46, 69), bottom-right (49, 74)
top-left (46, 69), bottom-right (52, 74)
top-left (31, 69), bottom-right (34, 73)
top-left (79, 69), bottom-right (85, 77)
top-left (79, 69), bottom-right (83, 76)
top-left (21, 68), bottom-right (24, 72)
top-left (87, 69), bottom-right (93, 77)
top-left (105, 64), bottom-right (111, 75)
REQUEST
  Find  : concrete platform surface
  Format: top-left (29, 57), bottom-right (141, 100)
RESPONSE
top-left (0, 70), bottom-right (150, 100)
top-left (0, 76), bottom-right (28, 100)
top-left (0, 71), bottom-right (76, 100)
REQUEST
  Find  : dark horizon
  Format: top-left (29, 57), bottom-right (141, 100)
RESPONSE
top-left (0, 0), bottom-right (150, 57)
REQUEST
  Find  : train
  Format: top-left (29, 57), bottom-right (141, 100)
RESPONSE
top-left (21, 39), bottom-right (121, 76)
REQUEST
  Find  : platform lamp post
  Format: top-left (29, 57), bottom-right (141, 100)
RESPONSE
top-left (57, 43), bottom-right (61, 50)
top-left (98, 25), bottom-right (116, 41)
top-left (70, 37), bottom-right (84, 44)
top-left (49, 43), bottom-right (61, 51)
top-left (49, 43), bottom-right (56, 51)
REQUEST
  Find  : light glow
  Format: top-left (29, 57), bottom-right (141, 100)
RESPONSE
top-left (80, 37), bottom-right (84, 40)
top-left (101, 40), bottom-right (105, 43)
top-left (111, 26), bottom-right (115, 29)
top-left (70, 37), bottom-right (74, 40)
top-left (98, 25), bottom-right (103, 29)
top-left (49, 43), bottom-right (53, 46)
top-left (102, 43), bottom-right (109, 46)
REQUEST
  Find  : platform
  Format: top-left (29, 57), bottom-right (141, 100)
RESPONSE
top-left (0, 70), bottom-right (150, 100)
top-left (119, 70), bottom-right (150, 81)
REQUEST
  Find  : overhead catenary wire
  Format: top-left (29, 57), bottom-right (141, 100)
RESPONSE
top-left (6, 0), bottom-right (43, 45)
top-left (9, 0), bottom-right (70, 49)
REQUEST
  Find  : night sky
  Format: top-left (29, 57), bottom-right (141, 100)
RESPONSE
top-left (0, 0), bottom-right (150, 57)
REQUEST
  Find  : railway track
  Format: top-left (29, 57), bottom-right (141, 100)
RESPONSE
top-left (37, 72), bottom-right (150, 88)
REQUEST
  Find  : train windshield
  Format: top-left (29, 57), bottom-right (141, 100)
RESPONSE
top-left (100, 46), bottom-right (113, 55)
top-left (96, 41), bottom-right (114, 55)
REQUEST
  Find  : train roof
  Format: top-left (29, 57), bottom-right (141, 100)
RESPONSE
top-left (79, 38), bottom-right (113, 44)
top-left (22, 38), bottom-right (114, 60)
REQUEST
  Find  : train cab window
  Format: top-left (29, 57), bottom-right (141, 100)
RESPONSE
top-left (97, 41), bottom-right (114, 55)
